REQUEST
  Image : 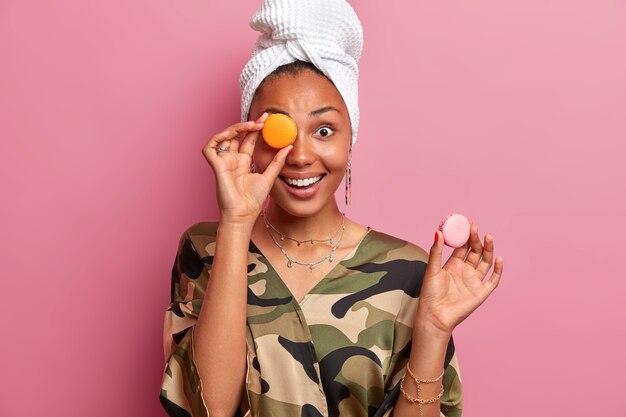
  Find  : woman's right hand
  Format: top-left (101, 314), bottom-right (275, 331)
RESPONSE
top-left (202, 112), bottom-right (293, 226)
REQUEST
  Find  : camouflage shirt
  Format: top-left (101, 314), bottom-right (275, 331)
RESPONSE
top-left (160, 222), bottom-right (463, 417)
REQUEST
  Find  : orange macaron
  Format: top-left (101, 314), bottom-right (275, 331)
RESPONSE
top-left (261, 113), bottom-right (297, 149)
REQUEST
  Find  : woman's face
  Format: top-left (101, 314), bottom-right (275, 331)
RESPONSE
top-left (249, 69), bottom-right (352, 217)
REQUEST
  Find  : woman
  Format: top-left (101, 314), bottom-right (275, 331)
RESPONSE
top-left (160, 2), bottom-right (503, 417)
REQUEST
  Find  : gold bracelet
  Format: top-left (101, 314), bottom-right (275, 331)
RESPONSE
top-left (399, 377), bottom-right (444, 405)
top-left (406, 363), bottom-right (445, 384)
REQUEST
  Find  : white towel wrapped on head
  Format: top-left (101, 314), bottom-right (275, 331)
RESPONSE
top-left (239, 0), bottom-right (364, 146)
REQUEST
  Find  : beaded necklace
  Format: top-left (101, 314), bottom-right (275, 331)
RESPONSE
top-left (261, 210), bottom-right (346, 271)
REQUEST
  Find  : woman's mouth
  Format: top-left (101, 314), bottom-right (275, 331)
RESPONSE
top-left (278, 174), bottom-right (326, 198)
top-left (279, 174), bottom-right (324, 189)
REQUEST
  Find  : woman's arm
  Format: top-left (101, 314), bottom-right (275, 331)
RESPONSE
top-left (192, 113), bottom-right (291, 417)
top-left (393, 322), bottom-right (452, 417)
top-left (193, 221), bottom-right (253, 417)
top-left (395, 224), bottom-right (503, 417)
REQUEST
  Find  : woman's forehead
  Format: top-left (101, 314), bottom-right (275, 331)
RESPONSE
top-left (253, 71), bottom-right (348, 114)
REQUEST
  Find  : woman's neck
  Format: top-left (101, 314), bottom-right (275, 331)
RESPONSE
top-left (261, 200), bottom-right (344, 241)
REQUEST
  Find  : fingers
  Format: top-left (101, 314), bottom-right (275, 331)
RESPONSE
top-left (202, 120), bottom-right (264, 165)
top-left (229, 137), bottom-right (240, 153)
top-left (476, 233), bottom-right (494, 277)
top-left (262, 145), bottom-right (293, 183)
top-left (472, 229), bottom-right (503, 293)
top-left (484, 256), bottom-right (503, 293)
top-left (240, 112), bottom-right (269, 156)
top-left (464, 222), bottom-right (483, 267)
top-left (426, 230), bottom-right (444, 276)
top-left (449, 235), bottom-right (471, 262)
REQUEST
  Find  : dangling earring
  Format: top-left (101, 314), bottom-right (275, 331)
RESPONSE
top-left (345, 146), bottom-right (352, 205)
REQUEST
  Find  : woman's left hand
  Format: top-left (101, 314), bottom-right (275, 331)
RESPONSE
top-left (415, 220), bottom-right (504, 339)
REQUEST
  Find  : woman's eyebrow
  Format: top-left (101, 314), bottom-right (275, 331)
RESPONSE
top-left (309, 106), bottom-right (341, 117)
top-left (262, 106), bottom-right (341, 117)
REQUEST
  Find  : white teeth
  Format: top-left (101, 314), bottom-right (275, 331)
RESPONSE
top-left (285, 176), bottom-right (322, 187)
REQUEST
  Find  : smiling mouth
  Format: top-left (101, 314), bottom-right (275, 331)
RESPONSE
top-left (279, 174), bottom-right (326, 189)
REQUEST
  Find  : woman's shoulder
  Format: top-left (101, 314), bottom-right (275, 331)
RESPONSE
top-left (366, 227), bottom-right (430, 264)
top-left (178, 221), bottom-right (220, 257)
top-left (184, 221), bottom-right (219, 238)
top-left (352, 228), bottom-right (429, 299)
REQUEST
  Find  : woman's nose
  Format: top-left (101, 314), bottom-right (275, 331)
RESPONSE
top-left (286, 131), bottom-right (315, 166)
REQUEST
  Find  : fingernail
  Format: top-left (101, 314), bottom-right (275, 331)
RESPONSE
top-left (434, 231), bottom-right (439, 243)
top-left (287, 146), bottom-right (294, 154)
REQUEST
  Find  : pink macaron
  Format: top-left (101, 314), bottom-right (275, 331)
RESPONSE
top-left (438, 213), bottom-right (471, 248)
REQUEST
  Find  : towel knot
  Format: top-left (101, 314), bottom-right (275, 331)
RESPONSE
top-left (239, 0), bottom-right (363, 146)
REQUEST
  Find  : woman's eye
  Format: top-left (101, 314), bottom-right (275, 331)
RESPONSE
top-left (315, 126), bottom-right (335, 137)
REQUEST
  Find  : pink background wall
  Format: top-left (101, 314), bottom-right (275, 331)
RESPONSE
top-left (1, 0), bottom-right (625, 415)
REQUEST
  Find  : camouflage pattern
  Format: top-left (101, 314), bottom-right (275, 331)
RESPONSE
top-left (160, 222), bottom-right (463, 417)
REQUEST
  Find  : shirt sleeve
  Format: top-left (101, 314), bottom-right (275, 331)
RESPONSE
top-left (159, 229), bottom-right (211, 417)
top-left (439, 349), bottom-right (463, 416)
top-left (372, 336), bottom-right (464, 417)
top-left (159, 228), bottom-right (252, 417)
top-left (371, 247), bottom-right (464, 417)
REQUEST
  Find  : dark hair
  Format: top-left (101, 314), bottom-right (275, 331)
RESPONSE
top-left (253, 60), bottom-right (330, 99)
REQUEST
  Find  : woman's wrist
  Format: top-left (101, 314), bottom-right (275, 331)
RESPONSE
top-left (218, 213), bottom-right (258, 232)
top-left (395, 315), bottom-right (449, 416)
top-left (217, 219), bottom-right (256, 240)
top-left (413, 309), bottom-right (454, 342)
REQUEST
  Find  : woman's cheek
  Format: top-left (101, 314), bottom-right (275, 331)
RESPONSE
top-left (318, 146), bottom-right (350, 170)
